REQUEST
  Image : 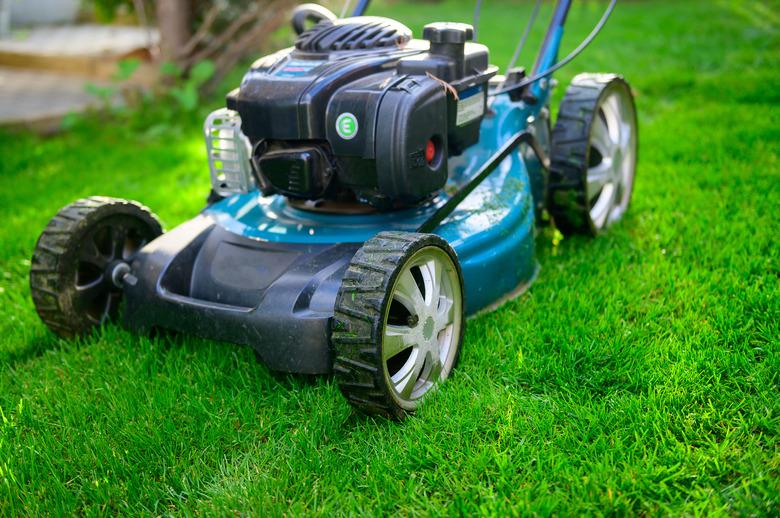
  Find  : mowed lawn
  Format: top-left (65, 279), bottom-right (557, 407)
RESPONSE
top-left (1, 0), bottom-right (778, 514)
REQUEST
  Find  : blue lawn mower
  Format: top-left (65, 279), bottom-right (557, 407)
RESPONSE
top-left (30, 0), bottom-right (636, 418)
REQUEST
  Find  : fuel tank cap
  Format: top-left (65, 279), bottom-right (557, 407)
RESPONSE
top-left (422, 22), bottom-right (474, 44)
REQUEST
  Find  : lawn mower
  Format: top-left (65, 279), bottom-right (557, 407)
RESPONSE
top-left (29, 0), bottom-right (636, 418)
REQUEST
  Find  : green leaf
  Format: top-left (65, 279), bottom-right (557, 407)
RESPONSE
top-left (188, 60), bottom-right (216, 87)
top-left (60, 112), bottom-right (82, 131)
top-left (113, 58), bottom-right (141, 81)
top-left (169, 84), bottom-right (198, 111)
top-left (159, 61), bottom-right (182, 77)
top-left (84, 82), bottom-right (115, 101)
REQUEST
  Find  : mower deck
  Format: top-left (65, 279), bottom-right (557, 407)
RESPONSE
top-left (123, 216), bottom-right (360, 373)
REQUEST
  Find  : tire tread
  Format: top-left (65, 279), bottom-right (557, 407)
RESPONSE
top-left (331, 231), bottom-right (462, 419)
top-left (549, 73), bottom-right (634, 235)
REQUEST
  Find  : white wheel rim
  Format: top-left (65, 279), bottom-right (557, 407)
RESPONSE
top-left (587, 87), bottom-right (637, 229)
top-left (382, 246), bottom-right (462, 410)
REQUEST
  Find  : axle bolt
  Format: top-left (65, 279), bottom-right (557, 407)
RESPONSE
top-left (110, 262), bottom-right (132, 288)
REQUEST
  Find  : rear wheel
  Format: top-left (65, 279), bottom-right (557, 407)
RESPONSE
top-left (549, 73), bottom-right (638, 235)
top-left (30, 196), bottom-right (163, 338)
top-left (331, 231), bottom-right (464, 419)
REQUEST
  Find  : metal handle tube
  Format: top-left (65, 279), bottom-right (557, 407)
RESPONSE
top-left (531, 0), bottom-right (573, 76)
top-left (350, 0), bottom-right (371, 16)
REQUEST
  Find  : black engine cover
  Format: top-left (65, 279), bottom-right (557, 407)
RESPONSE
top-left (226, 17), bottom-right (496, 207)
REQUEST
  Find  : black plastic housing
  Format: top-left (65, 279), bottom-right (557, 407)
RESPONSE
top-left (123, 215), bottom-right (360, 374)
top-left (258, 144), bottom-right (332, 199)
top-left (225, 17), bottom-right (496, 207)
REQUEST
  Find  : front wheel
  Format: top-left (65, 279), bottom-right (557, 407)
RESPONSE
top-left (29, 196), bottom-right (163, 338)
top-left (549, 73), bottom-right (638, 235)
top-left (331, 231), bottom-right (465, 419)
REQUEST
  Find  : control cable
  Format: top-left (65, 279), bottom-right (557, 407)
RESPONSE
top-left (505, 0), bottom-right (543, 72)
top-left (490, 0), bottom-right (617, 97)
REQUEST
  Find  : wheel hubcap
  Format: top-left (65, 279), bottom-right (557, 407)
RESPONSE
top-left (73, 217), bottom-right (154, 324)
top-left (382, 247), bottom-right (462, 407)
top-left (587, 88), bottom-right (637, 229)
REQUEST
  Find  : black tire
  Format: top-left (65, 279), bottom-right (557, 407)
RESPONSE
top-left (30, 196), bottom-right (163, 338)
top-left (331, 231), bottom-right (465, 419)
top-left (549, 73), bottom-right (638, 235)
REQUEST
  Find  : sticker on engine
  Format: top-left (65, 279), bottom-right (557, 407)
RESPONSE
top-left (274, 58), bottom-right (324, 77)
top-left (456, 87), bottom-right (485, 127)
top-left (336, 113), bottom-right (359, 140)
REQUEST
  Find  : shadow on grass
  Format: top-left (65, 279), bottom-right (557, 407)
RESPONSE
top-left (0, 333), bottom-right (63, 368)
top-left (141, 325), bottom-right (349, 411)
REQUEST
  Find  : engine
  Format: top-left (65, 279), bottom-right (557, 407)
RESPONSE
top-left (216, 16), bottom-right (496, 209)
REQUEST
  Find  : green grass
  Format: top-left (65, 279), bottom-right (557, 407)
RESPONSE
top-left (1, 0), bottom-right (778, 514)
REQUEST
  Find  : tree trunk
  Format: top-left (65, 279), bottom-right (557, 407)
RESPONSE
top-left (155, 0), bottom-right (192, 64)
